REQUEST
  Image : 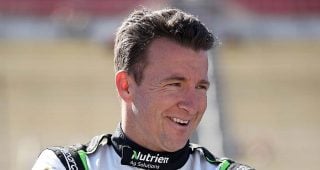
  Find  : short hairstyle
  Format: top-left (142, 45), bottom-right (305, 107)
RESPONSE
top-left (114, 8), bottom-right (216, 85)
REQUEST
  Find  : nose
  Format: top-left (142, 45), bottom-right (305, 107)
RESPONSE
top-left (177, 89), bottom-right (200, 115)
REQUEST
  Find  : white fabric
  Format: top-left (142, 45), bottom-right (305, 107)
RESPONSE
top-left (32, 149), bottom-right (66, 170)
top-left (32, 144), bottom-right (218, 170)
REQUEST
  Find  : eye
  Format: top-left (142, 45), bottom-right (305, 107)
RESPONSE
top-left (196, 84), bottom-right (209, 91)
top-left (168, 82), bottom-right (182, 87)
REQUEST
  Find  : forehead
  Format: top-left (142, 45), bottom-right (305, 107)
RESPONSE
top-left (147, 38), bottom-right (207, 61)
top-left (144, 38), bottom-right (209, 79)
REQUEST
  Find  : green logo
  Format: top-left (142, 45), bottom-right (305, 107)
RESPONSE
top-left (132, 150), bottom-right (138, 160)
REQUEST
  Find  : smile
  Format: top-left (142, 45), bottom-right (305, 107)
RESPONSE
top-left (170, 117), bottom-right (189, 126)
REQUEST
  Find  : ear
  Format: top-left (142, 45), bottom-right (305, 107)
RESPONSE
top-left (115, 71), bottom-right (132, 102)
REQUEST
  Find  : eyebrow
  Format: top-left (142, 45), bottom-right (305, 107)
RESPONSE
top-left (162, 75), bottom-right (210, 87)
top-left (162, 76), bottom-right (186, 82)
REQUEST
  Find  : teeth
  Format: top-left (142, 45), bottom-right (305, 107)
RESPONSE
top-left (172, 117), bottom-right (189, 125)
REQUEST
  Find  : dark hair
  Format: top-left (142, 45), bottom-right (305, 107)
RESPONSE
top-left (114, 8), bottom-right (216, 85)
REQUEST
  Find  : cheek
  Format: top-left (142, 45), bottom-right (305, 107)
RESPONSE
top-left (198, 94), bottom-right (208, 114)
top-left (196, 96), bottom-right (207, 122)
top-left (135, 93), bottom-right (162, 119)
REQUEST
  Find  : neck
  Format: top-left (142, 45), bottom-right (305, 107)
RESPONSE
top-left (121, 105), bottom-right (163, 152)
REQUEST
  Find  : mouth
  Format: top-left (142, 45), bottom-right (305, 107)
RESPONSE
top-left (169, 117), bottom-right (190, 126)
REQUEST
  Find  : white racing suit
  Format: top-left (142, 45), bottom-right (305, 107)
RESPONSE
top-left (33, 125), bottom-right (254, 170)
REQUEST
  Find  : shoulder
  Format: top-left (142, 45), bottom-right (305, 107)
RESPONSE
top-left (32, 149), bottom-right (66, 170)
top-left (33, 145), bottom-right (86, 170)
top-left (33, 134), bottom-right (112, 170)
top-left (189, 143), bottom-right (255, 170)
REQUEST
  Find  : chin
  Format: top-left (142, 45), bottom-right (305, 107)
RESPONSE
top-left (165, 139), bottom-right (188, 152)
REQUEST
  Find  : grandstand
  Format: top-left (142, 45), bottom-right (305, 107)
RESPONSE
top-left (229, 0), bottom-right (320, 15)
top-left (0, 0), bottom-right (147, 16)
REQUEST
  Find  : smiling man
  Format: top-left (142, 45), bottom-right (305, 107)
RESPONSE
top-left (120, 37), bottom-right (210, 153)
top-left (33, 8), bottom-right (254, 170)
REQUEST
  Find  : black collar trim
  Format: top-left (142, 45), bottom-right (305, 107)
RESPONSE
top-left (110, 124), bottom-right (190, 170)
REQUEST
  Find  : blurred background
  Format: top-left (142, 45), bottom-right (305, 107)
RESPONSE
top-left (1, 0), bottom-right (320, 169)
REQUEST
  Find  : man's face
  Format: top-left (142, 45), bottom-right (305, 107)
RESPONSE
top-left (127, 38), bottom-right (209, 152)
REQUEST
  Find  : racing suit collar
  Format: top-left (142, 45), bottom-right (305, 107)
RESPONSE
top-left (110, 123), bottom-right (190, 170)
